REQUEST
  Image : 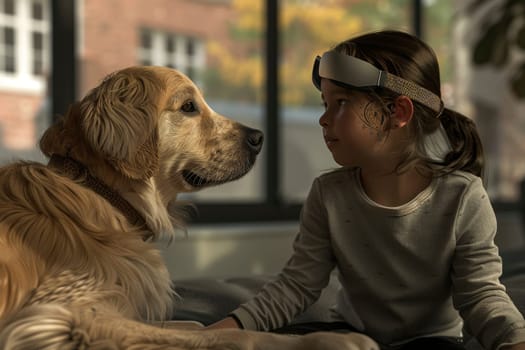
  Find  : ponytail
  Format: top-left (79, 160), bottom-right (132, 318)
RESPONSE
top-left (439, 108), bottom-right (484, 178)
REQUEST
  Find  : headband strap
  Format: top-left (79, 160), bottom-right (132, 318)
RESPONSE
top-left (383, 73), bottom-right (444, 115)
top-left (313, 50), bottom-right (444, 115)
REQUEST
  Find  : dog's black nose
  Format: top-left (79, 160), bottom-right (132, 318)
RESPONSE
top-left (246, 128), bottom-right (264, 154)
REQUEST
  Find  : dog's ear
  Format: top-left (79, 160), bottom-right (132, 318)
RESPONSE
top-left (79, 68), bottom-right (163, 179)
top-left (39, 102), bottom-right (82, 157)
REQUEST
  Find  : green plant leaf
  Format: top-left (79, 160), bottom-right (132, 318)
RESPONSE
top-left (517, 23), bottom-right (525, 49)
top-left (473, 19), bottom-right (509, 65)
top-left (492, 37), bottom-right (509, 67)
top-left (511, 62), bottom-right (525, 98)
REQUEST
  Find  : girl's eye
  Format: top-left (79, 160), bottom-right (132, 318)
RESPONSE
top-left (322, 98), bottom-right (348, 110)
top-left (181, 101), bottom-right (197, 113)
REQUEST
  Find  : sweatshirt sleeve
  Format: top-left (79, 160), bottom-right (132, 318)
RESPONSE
top-left (451, 178), bottom-right (525, 349)
top-left (231, 177), bottom-right (337, 331)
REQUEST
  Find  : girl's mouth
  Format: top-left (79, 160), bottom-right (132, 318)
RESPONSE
top-left (324, 137), bottom-right (338, 147)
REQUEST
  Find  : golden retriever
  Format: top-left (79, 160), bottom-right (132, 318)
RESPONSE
top-left (0, 66), bottom-right (378, 349)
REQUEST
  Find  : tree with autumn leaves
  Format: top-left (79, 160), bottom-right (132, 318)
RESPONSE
top-left (203, 0), bottom-right (453, 106)
top-left (203, 0), bottom-right (365, 106)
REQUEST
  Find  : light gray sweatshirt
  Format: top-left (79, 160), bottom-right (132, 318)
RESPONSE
top-left (232, 168), bottom-right (525, 349)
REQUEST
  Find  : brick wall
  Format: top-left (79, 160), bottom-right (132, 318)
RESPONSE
top-left (0, 93), bottom-right (44, 151)
top-left (80, 0), bottom-right (234, 96)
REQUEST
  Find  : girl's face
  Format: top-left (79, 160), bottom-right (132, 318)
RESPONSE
top-left (319, 79), bottom-right (389, 168)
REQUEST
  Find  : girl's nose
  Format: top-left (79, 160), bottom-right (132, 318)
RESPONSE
top-left (319, 111), bottom-right (328, 127)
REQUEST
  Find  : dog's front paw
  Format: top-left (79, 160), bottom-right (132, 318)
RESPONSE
top-left (299, 332), bottom-right (379, 350)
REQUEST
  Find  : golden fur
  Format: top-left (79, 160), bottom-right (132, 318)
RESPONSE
top-left (0, 66), bottom-right (377, 349)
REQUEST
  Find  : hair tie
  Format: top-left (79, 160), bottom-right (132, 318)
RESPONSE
top-left (435, 101), bottom-right (445, 119)
top-left (423, 122), bottom-right (452, 162)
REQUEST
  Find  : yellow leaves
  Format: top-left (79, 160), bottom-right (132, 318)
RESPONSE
top-left (232, 0), bottom-right (263, 32)
top-left (281, 4), bottom-right (363, 44)
top-left (207, 41), bottom-right (262, 87)
top-left (230, 0), bottom-right (364, 49)
top-left (206, 0), bottom-right (365, 105)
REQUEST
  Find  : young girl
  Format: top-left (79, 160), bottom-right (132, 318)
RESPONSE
top-left (207, 30), bottom-right (525, 350)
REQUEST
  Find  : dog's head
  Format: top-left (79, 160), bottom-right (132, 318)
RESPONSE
top-left (40, 66), bottom-right (263, 199)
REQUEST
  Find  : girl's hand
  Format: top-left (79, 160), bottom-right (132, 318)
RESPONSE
top-left (501, 343), bottom-right (525, 350)
top-left (205, 317), bottom-right (241, 330)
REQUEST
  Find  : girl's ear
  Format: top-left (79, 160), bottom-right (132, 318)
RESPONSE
top-left (390, 95), bottom-right (414, 129)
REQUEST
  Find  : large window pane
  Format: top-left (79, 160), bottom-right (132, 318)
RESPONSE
top-left (0, 0), bottom-right (50, 163)
top-left (281, 0), bottom-right (412, 202)
top-left (79, 0), bottom-right (264, 202)
top-left (426, 0), bottom-right (525, 202)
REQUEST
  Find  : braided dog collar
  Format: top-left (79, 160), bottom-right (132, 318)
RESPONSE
top-left (48, 154), bottom-right (153, 241)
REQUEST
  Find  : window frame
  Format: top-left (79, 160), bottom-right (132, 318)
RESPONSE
top-left (138, 28), bottom-right (205, 84)
top-left (0, 0), bottom-right (49, 94)
top-left (50, 0), bottom-right (517, 224)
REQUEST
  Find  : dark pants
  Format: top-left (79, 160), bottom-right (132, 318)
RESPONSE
top-left (271, 322), bottom-right (466, 350)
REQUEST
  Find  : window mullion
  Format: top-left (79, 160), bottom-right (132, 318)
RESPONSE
top-left (265, 0), bottom-right (280, 205)
top-left (17, 0), bottom-right (30, 78)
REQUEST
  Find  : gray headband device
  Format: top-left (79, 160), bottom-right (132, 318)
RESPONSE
top-left (312, 50), bottom-right (444, 114)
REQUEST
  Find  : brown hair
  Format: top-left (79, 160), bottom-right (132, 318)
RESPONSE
top-left (333, 30), bottom-right (484, 178)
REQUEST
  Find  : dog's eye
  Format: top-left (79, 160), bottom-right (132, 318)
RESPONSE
top-left (181, 101), bottom-right (197, 113)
